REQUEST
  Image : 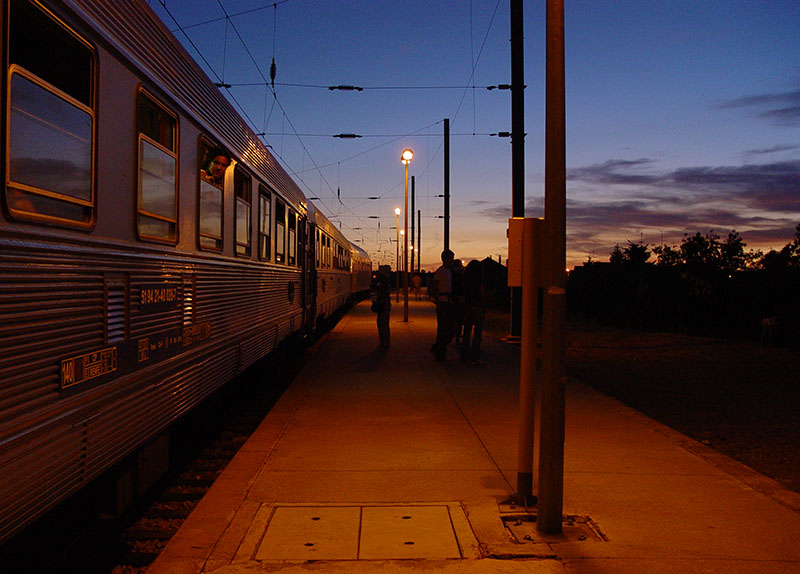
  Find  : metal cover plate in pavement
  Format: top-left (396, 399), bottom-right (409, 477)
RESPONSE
top-left (255, 506), bottom-right (361, 561)
top-left (359, 505), bottom-right (462, 560)
top-left (255, 505), bottom-right (462, 561)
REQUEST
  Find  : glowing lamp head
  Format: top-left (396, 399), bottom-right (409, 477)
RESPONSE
top-left (401, 148), bottom-right (414, 165)
top-left (394, 207), bottom-right (401, 216)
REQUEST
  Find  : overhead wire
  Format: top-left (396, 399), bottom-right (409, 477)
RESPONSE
top-left (155, 0), bottom-right (505, 255)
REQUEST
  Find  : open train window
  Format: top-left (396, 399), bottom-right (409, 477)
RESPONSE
top-left (258, 185), bottom-right (271, 261)
top-left (137, 90), bottom-right (177, 242)
top-left (234, 167), bottom-right (251, 256)
top-left (287, 210), bottom-right (297, 266)
top-left (275, 198), bottom-right (286, 263)
top-left (5, 0), bottom-right (95, 227)
top-left (198, 140), bottom-right (228, 251)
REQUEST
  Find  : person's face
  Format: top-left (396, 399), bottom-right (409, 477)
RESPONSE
top-left (209, 155), bottom-right (229, 178)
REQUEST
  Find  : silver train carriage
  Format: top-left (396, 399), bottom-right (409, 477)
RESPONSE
top-left (0, 0), bottom-right (369, 542)
top-left (349, 241), bottom-right (372, 296)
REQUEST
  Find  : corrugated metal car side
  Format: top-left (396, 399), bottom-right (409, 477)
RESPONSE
top-left (0, 253), bottom-right (105, 419)
top-left (0, 238), bottom-right (307, 541)
top-left (84, 362), bottom-right (206, 478)
top-left (0, 418), bottom-right (86, 541)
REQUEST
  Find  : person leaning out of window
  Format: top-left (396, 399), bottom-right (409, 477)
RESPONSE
top-left (200, 148), bottom-right (230, 187)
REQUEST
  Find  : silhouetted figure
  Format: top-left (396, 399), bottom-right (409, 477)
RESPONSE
top-left (430, 249), bottom-right (455, 361)
top-left (411, 273), bottom-right (422, 300)
top-left (451, 258), bottom-right (464, 345)
top-left (372, 265), bottom-right (392, 349)
top-left (461, 260), bottom-right (485, 364)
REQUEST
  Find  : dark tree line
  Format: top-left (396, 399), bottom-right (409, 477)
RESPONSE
top-left (567, 225), bottom-right (800, 346)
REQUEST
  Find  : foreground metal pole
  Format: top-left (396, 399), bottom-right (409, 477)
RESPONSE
top-left (509, 0), bottom-right (525, 340)
top-left (443, 118), bottom-right (450, 250)
top-left (537, 0), bottom-right (566, 535)
top-left (417, 210), bottom-right (421, 273)
top-left (516, 217), bottom-right (544, 506)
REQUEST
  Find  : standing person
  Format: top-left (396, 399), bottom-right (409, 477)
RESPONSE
top-left (461, 260), bottom-right (486, 364)
top-left (372, 265), bottom-right (392, 349)
top-left (451, 258), bottom-right (464, 345)
top-left (411, 273), bottom-right (422, 300)
top-left (430, 249), bottom-right (455, 361)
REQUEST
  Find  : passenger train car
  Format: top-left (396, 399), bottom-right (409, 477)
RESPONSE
top-left (0, 0), bottom-right (370, 542)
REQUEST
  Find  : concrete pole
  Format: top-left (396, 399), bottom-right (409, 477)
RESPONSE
top-left (537, 0), bottom-right (566, 535)
top-left (403, 162), bottom-right (409, 322)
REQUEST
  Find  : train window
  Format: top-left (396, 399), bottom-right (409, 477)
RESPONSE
top-left (199, 180), bottom-right (222, 250)
top-left (287, 210), bottom-right (297, 266)
top-left (315, 229), bottom-right (321, 267)
top-left (137, 91), bottom-right (177, 242)
top-left (258, 185), bottom-right (271, 260)
top-left (198, 141), bottom-right (227, 251)
top-left (234, 167), bottom-right (251, 256)
top-left (5, 0), bottom-right (95, 227)
top-left (275, 199), bottom-right (286, 263)
top-left (324, 235), bottom-right (331, 269)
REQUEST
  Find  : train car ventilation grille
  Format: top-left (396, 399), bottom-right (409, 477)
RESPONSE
top-left (183, 275), bottom-right (195, 325)
top-left (105, 274), bottom-right (128, 343)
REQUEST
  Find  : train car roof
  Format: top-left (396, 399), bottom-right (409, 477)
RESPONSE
top-left (349, 241), bottom-right (369, 259)
top-left (65, 0), bottom-right (307, 211)
top-left (306, 201), bottom-right (350, 247)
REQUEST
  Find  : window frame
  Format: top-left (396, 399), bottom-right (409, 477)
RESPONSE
top-left (287, 209), bottom-right (297, 266)
top-left (136, 89), bottom-right (178, 244)
top-left (234, 166), bottom-right (252, 257)
top-left (197, 138), bottom-right (226, 252)
top-left (258, 184), bottom-right (272, 261)
top-left (5, 0), bottom-right (96, 229)
top-left (274, 198), bottom-right (286, 264)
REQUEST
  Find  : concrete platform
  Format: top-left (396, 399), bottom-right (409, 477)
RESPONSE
top-left (148, 298), bottom-right (800, 573)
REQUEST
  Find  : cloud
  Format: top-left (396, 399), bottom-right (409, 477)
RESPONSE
top-left (745, 144), bottom-right (800, 157)
top-left (564, 158), bottom-right (800, 263)
top-left (567, 158), bottom-right (660, 186)
top-left (667, 161), bottom-right (800, 210)
top-left (715, 90), bottom-right (800, 127)
top-left (569, 158), bottom-right (800, 211)
top-left (472, 196), bottom-right (543, 222)
top-left (469, 157), bottom-right (799, 266)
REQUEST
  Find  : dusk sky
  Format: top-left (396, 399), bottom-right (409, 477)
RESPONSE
top-left (149, 1), bottom-right (800, 270)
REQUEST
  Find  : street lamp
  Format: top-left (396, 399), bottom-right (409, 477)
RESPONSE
top-left (394, 207), bottom-right (401, 302)
top-left (401, 148), bottom-right (414, 321)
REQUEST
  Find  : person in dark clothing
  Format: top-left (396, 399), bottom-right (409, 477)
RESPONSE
top-left (460, 259), bottom-right (485, 364)
top-left (430, 249), bottom-right (455, 361)
top-left (451, 258), bottom-right (464, 345)
top-left (371, 265), bottom-right (392, 349)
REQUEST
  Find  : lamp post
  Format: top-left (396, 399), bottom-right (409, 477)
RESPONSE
top-left (401, 148), bottom-right (414, 321)
top-left (394, 207), bottom-right (401, 302)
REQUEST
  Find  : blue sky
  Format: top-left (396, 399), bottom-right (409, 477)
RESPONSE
top-left (148, 0), bottom-right (800, 269)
